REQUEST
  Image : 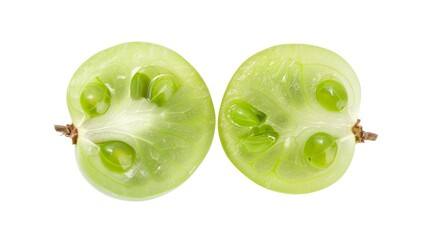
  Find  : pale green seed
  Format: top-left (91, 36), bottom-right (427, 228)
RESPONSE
top-left (304, 132), bottom-right (338, 169)
top-left (130, 72), bottom-right (151, 100)
top-left (316, 80), bottom-right (348, 112)
top-left (228, 101), bottom-right (266, 127)
top-left (98, 141), bottom-right (136, 173)
top-left (148, 75), bottom-right (178, 107)
top-left (241, 125), bottom-right (279, 153)
top-left (80, 80), bottom-right (111, 117)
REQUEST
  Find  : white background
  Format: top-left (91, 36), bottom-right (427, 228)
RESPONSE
top-left (1, 0), bottom-right (428, 239)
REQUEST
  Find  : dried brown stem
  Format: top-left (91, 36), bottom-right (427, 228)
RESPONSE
top-left (54, 124), bottom-right (78, 144)
top-left (352, 119), bottom-right (378, 143)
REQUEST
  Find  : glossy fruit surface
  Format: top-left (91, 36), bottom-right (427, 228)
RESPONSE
top-left (66, 42), bottom-right (215, 200)
top-left (219, 44), bottom-right (362, 193)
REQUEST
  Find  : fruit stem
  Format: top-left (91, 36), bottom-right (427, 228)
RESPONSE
top-left (54, 124), bottom-right (78, 144)
top-left (352, 119), bottom-right (378, 143)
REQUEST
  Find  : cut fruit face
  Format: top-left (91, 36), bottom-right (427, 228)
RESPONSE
top-left (219, 44), bottom-right (361, 193)
top-left (66, 42), bottom-right (215, 200)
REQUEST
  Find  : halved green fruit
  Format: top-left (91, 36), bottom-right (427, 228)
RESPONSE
top-left (65, 42), bottom-right (215, 200)
top-left (219, 44), bottom-right (375, 194)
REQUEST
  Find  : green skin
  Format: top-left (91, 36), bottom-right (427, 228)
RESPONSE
top-left (219, 44), bottom-right (361, 194)
top-left (67, 42), bottom-right (215, 200)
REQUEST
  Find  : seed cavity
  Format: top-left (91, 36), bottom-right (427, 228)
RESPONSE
top-left (316, 80), bottom-right (348, 112)
top-left (138, 65), bottom-right (159, 79)
top-left (304, 132), bottom-right (338, 169)
top-left (148, 74), bottom-right (178, 107)
top-left (228, 101), bottom-right (266, 127)
top-left (80, 79), bottom-right (111, 117)
top-left (240, 125), bottom-right (279, 153)
top-left (98, 141), bottom-right (136, 173)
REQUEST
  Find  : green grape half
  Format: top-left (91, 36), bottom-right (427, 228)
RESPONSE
top-left (63, 42), bottom-right (215, 200)
top-left (219, 44), bottom-right (376, 194)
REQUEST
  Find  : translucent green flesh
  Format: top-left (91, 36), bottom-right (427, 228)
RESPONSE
top-left (67, 42), bottom-right (215, 200)
top-left (219, 44), bottom-right (360, 193)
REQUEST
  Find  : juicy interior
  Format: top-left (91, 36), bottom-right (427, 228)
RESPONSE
top-left (219, 44), bottom-right (360, 193)
top-left (67, 42), bottom-right (215, 200)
